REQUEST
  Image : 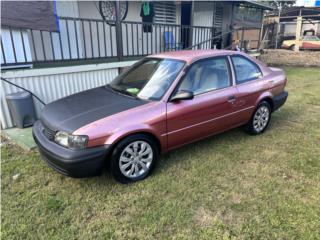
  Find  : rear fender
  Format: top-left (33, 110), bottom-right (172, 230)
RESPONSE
top-left (255, 91), bottom-right (274, 109)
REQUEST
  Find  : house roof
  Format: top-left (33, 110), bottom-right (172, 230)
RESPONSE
top-left (281, 7), bottom-right (320, 21)
top-left (266, 7), bottom-right (320, 21)
top-left (243, 1), bottom-right (274, 10)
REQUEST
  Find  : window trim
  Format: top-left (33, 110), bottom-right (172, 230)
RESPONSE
top-left (169, 56), bottom-right (233, 100)
top-left (230, 55), bottom-right (263, 85)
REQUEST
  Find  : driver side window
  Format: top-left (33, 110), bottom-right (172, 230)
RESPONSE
top-left (177, 57), bottom-right (231, 95)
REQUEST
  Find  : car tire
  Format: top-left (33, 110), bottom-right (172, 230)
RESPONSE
top-left (109, 134), bottom-right (159, 183)
top-left (245, 101), bottom-right (272, 135)
top-left (289, 44), bottom-right (295, 51)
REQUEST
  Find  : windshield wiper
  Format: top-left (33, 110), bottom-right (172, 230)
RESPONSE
top-left (107, 84), bottom-right (139, 99)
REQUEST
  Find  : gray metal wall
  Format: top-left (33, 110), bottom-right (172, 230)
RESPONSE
top-left (1, 61), bottom-right (135, 129)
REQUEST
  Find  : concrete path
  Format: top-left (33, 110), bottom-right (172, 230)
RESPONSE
top-left (2, 127), bottom-right (36, 151)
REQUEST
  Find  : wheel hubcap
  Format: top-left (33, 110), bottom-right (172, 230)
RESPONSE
top-left (253, 106), bottom-right (270, 132)
top-left (119, 141), bottom-right (153, 179)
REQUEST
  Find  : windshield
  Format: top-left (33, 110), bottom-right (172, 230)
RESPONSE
top-left (109, 58), bottom-right (185, 100)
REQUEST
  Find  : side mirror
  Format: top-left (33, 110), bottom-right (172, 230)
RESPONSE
top-left (170, 90), bottom-right (194, 102)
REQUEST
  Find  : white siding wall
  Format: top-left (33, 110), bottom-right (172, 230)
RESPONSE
top-left (192, 2), bottom-right (214, 49)
top-left (34, 1), bottom-right (82, 61)
top-left (1, 29), bottom-right (33, 66)
top-left (1, 61), bottom-right (136, 129)
top-left (193, 2), bottom-right (214, 27)
top-left (222, 3), bottom-right (233, 47)
top-left (191, 2), bottom-right (233, 49)
top-left (282, 22), bottom-right (320, 36)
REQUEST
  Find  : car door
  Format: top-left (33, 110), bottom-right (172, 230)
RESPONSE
top-left (166, 56), bottom-right (239, 149)
top-left (230, 55), bottom-right (266, 124)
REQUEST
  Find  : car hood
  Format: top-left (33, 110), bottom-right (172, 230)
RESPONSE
top-left (40, 86), bottom-right (147, 132)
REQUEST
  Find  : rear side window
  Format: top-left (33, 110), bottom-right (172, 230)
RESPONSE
top-left (231, 56), bottom-right (262, 84)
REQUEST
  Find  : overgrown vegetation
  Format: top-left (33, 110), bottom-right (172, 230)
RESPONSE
top-left (2, 67), bottom-right (320, 239)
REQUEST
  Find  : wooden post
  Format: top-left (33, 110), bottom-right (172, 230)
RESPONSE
top-left (294, 16), bottom-right (302, 52)
top-left (258, 9), bottom-right (264, 50)
top-left (275, 2), bottom-right (282, 49)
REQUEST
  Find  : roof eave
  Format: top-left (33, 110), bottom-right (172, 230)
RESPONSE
top-left (243, 1), bottom-right (275, 11)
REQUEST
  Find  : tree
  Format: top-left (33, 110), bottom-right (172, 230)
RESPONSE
top-left (269, 1), bottom-right (296, 14)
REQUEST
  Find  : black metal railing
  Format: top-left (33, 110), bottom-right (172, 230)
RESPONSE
top-left (1, 16), bottom-right (261, 68)
top-left (1, 16), bottom-right (216, 68)
top-left (120, 20), bottom-right (215, 56)
top-left (1, 17), bottom-right (116, 67)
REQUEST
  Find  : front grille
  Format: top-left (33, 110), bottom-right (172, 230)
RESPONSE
top-left (42, 124), bottom-right (56, 141)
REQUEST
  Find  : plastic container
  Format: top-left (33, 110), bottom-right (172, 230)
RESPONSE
top-left (6, 91), bottom-right (36, 128)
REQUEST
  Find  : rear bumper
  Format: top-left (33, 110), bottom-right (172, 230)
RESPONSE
top-left (273, 91), bottom-right (288, 111)
top-left (33, 121), bottom-right (110, 178)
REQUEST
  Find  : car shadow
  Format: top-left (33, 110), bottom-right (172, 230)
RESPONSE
top-left (153, 127), bottom-right (246, 175)
top-left (153, 108), bottom-right (293, 177)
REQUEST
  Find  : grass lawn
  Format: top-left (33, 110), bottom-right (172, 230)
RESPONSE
top-left (2, 67), bottom-right (320, 239)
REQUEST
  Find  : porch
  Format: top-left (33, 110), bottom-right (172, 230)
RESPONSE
top-left (1, 17), bottom-right (218, 69)
top-left (1, 1), bottom-right (270, 69)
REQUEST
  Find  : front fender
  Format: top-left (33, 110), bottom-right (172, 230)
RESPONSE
top-left (104, 124), bottom-right (166, 152)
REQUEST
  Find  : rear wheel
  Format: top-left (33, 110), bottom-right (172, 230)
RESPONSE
top-left (109, 134), bottom-right (158, 183)
top-left (245, 101), bottom-right (271, 135)
top-left (289, 44), bottom-right (295, 50)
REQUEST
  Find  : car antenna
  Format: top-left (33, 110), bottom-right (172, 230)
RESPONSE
top-left (1, 77), bottom-right (46, 106)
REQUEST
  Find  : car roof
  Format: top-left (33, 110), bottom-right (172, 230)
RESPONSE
top-left (149, 50), bottom-right (237, 64)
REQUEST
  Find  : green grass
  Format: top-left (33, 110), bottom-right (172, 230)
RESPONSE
top-left (2, 67), bottom-right (320, 240)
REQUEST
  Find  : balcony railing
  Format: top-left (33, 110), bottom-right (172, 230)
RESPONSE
top-left (1, 16), bottom-right (261, 68)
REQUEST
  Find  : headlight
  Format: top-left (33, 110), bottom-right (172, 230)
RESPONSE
top-left (54, 131), bottom-right (88, 150)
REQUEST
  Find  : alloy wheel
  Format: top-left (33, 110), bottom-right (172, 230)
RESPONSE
top-left (253, 106), bottom-right (270, 132)
top-left (119, 141), bottom-right (153, 179)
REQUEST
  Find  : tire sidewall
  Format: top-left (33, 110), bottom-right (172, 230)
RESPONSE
top-left (248, 101), bottom-right (271, 135)
top-left (110, 134), bottom-right (158, 183)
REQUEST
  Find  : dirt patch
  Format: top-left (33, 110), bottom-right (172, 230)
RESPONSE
top-left (259, 49), bottom-right (320, 67)
top-left (194, 207), bottom-right (215, 227)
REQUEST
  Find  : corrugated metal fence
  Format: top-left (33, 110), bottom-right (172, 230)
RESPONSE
top-left (1, 61), bottom-right (135, 129)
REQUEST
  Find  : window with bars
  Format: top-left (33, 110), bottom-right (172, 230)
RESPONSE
top-left (154, 2), bottom-right (176, 24)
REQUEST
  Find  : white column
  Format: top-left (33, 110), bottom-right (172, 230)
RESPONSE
top-left (294, 16), bottom-right (302, 52)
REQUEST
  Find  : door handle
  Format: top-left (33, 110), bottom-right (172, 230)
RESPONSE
top-left (227, 95), bottom-right (236, 103)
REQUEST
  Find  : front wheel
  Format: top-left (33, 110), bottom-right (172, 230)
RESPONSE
top-left (109, 134), bottom-right (158, 183)
top-left (245, 101), bottom-right (271, 135)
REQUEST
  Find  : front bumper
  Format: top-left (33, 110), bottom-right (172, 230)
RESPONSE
top-left (32, 121), bottom-right (110, 178)
top-left (273, 91), bottom-right (288, 111)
